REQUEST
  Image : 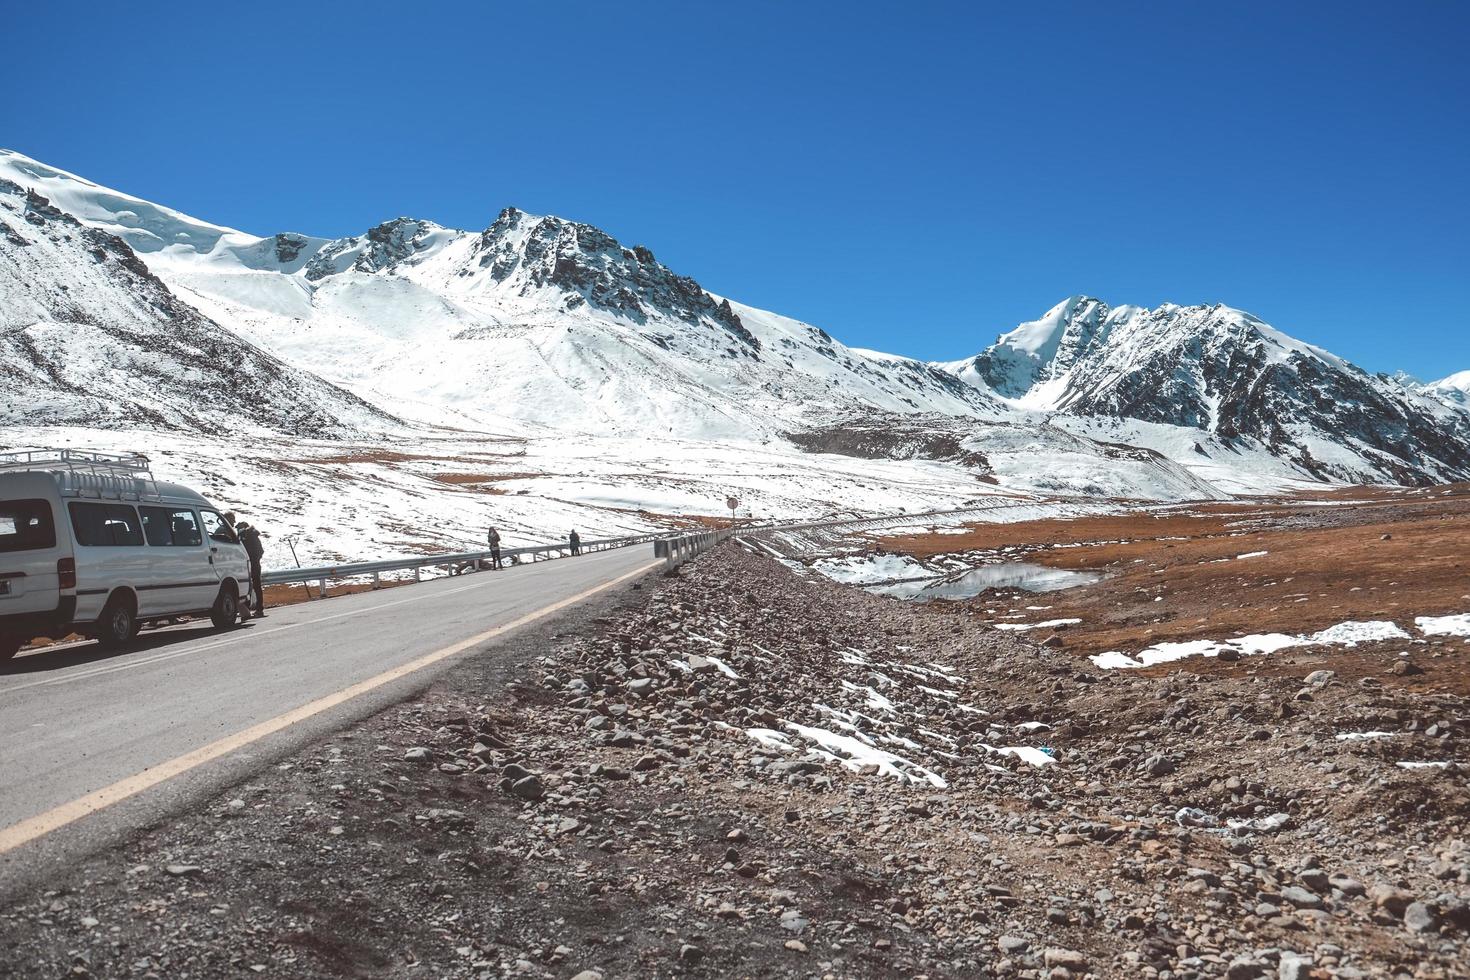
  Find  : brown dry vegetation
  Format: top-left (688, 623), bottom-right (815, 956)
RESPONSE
top-left (428, 471), bottom-right (542, 488)
top-left (878, 487), bottom-right (1470, 695)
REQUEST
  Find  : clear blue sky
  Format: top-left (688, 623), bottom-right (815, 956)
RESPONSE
top-left (5, 2), bottom-right (1466, 377)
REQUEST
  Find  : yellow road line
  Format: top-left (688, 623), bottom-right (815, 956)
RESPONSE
top-left (0, 559), bottom-right (661, 856)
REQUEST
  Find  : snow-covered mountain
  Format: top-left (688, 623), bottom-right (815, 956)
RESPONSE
top-left (0, 150), bottom-right (997, 441)
top-left (2, 146), bottom-right (1465, 508)
top-left (1421, 371), bottom-right (1470, 413)
top-left (0, 175), bottom-right (391, 436)
top-left (939, 297), bottom-right (1470, 486)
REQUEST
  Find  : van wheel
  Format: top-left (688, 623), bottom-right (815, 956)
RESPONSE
top-left (96, 594), bottom-right (138, 649)
top-left (211, 586), bottom-right (240, 630)
top-left (0, 635), bottom-right (20, 663)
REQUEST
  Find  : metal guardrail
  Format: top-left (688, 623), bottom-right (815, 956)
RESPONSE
top-left (261, 531), bottom-right (667, 598)
top-left (654, 529), bottom-right (732, 570)
top-left (258, 498), bottom-right (1075, 600)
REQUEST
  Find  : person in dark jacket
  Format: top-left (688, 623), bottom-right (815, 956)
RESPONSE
top-left (234, 518), bottom-right (267, 618)
top-left (487, 526), bottom-right (503, 570)
top-left (569, 529), bottom-right (581, 556)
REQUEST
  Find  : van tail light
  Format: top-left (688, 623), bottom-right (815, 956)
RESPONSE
top-left (57, 557), bottom-right (76, 590)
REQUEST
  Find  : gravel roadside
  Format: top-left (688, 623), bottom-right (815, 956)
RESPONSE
top-left (1, 543), bottom-right (1466, 979)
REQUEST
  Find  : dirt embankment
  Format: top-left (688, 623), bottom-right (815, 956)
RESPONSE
top-left (2, 544), bottom-right (1467, 979)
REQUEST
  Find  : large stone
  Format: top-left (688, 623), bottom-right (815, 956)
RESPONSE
top-left (1278, 953), bottom-right (1313, 980)
top-left (1226, 959), bottom-right (1269, 979)
top-left (1404, 901), bottom-right (1440, 933)
top-left (1297, 869), bottom-right (1330, 893)
top-left (1043, 948), bottom-right (1088, 971)
top-left (1280, 886), bottom-right (1324, 910)
top-left (1370, 884), bottom-right (1415, 916)
top-left (510, 775), bottom-right (545, 800)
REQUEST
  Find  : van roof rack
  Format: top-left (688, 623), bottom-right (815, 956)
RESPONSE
top-left (0, 448), bottom-right (154, 477)
top-left (0, 449), bottom-right (163, 502)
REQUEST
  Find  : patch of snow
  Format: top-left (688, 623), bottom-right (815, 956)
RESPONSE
top-left (702, 654), bottom-right (741, 679)
top-left (745, 728), bottom-right (793, 751)
top-left (992, 618), bottom-right (1082, 631)
top-left (988, 745), bottom-right (1056, 768)
top-left (785, 721), bottom-right (948, 788)
top-left (1091, 620), bottom-right (1411, 669)
top-left (1416, 613), bottom-right (1470, 637)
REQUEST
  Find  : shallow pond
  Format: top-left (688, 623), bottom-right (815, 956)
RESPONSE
top-left (868, 562), bottom-right (1103, 601)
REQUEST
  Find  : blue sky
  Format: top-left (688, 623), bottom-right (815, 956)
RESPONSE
top-left (5, 2), bottom-right (1466, 377)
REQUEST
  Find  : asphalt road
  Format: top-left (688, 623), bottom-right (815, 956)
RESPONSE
top-left (0, 544), bottom-right (660, 896)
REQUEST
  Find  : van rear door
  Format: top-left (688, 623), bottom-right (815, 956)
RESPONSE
top-left (0, 497), bottom-right (63, 619)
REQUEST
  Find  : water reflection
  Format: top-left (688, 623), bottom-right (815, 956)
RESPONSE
top-left (869, 562), bottom-right (1102, 601)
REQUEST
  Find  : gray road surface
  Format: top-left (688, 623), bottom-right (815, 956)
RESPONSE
top-left (0, 544), bottom-right (659, 896)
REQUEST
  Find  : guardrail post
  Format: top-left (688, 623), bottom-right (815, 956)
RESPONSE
top-left (414, 566), bottom-right (422, 583)
top-left (318, 577), bottom-right (328, 599)
top-left (372, 571), bottom-right (381, 590)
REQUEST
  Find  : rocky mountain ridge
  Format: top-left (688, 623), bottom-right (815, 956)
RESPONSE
top-left (1, 147), bottom-right (1466, 489)
top-left (0, 176), bottom-right (392, 436)
top-left (939, 297), bottom-right (1470, 485)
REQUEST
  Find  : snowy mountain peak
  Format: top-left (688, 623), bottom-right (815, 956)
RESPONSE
top-left (937, 299), bottom-right (1470, 485)
top-left (303, 216), bottom-right (453, 280)
top-left (1424, 370), bottom-right (1470, 411)
top-left (1431, 369), bottom-right (1470, 393)
top-left (4, 146), bottom-right (1467, 489)
top-left (0, 178), bottom-right (391, 435)
top-left (466, 207), bottom-right (756, 345)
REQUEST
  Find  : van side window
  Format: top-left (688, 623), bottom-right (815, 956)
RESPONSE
top-left (69, 502), bottom-right (145, 547)
top-left (140, 506), bottom-right (203, 547)
top-left (0, 499), bottom-right (57, 553)
top-left (200, 510), bottom-right (237, 544)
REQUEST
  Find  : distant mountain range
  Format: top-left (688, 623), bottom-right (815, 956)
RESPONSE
top-left (937, 297), bottom-right (1470, 485)
top-left (2, 147), bottom-right (1466, 490)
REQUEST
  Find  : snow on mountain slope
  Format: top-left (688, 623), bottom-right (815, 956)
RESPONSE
top-left (0, 149), bottom-right (1000, 439)
top-left (1423, 370), bottom-right (1470, 412)
top-left (172, 207), bottom-right (1003, 439)
top-left (5, 143), bottom-right (1466, 536)
top-left (0, 177), bottom-right (393, 436)
top-left (0, 149), bottom-right (329, 275)
top-left (935, 296), bottom-right (1112, 401)
top-left (941, 298), bottom-right (1470, 486)
top-left (0, 423), bottom-right (1025, 566)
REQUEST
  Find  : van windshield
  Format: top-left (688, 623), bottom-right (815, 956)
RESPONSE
top-left (0, 499), bottom-right (57, 553)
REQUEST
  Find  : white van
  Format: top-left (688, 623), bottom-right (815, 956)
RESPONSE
top-left (0, 450), bottom-right (253, 662)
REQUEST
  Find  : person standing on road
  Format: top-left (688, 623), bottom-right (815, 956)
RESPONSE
top-left (569, 529), bottom-right (581, 556)
top-left (487, 526), bottom-right (503, 570)
top-left (234, 517), bottom-right (267, 618)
